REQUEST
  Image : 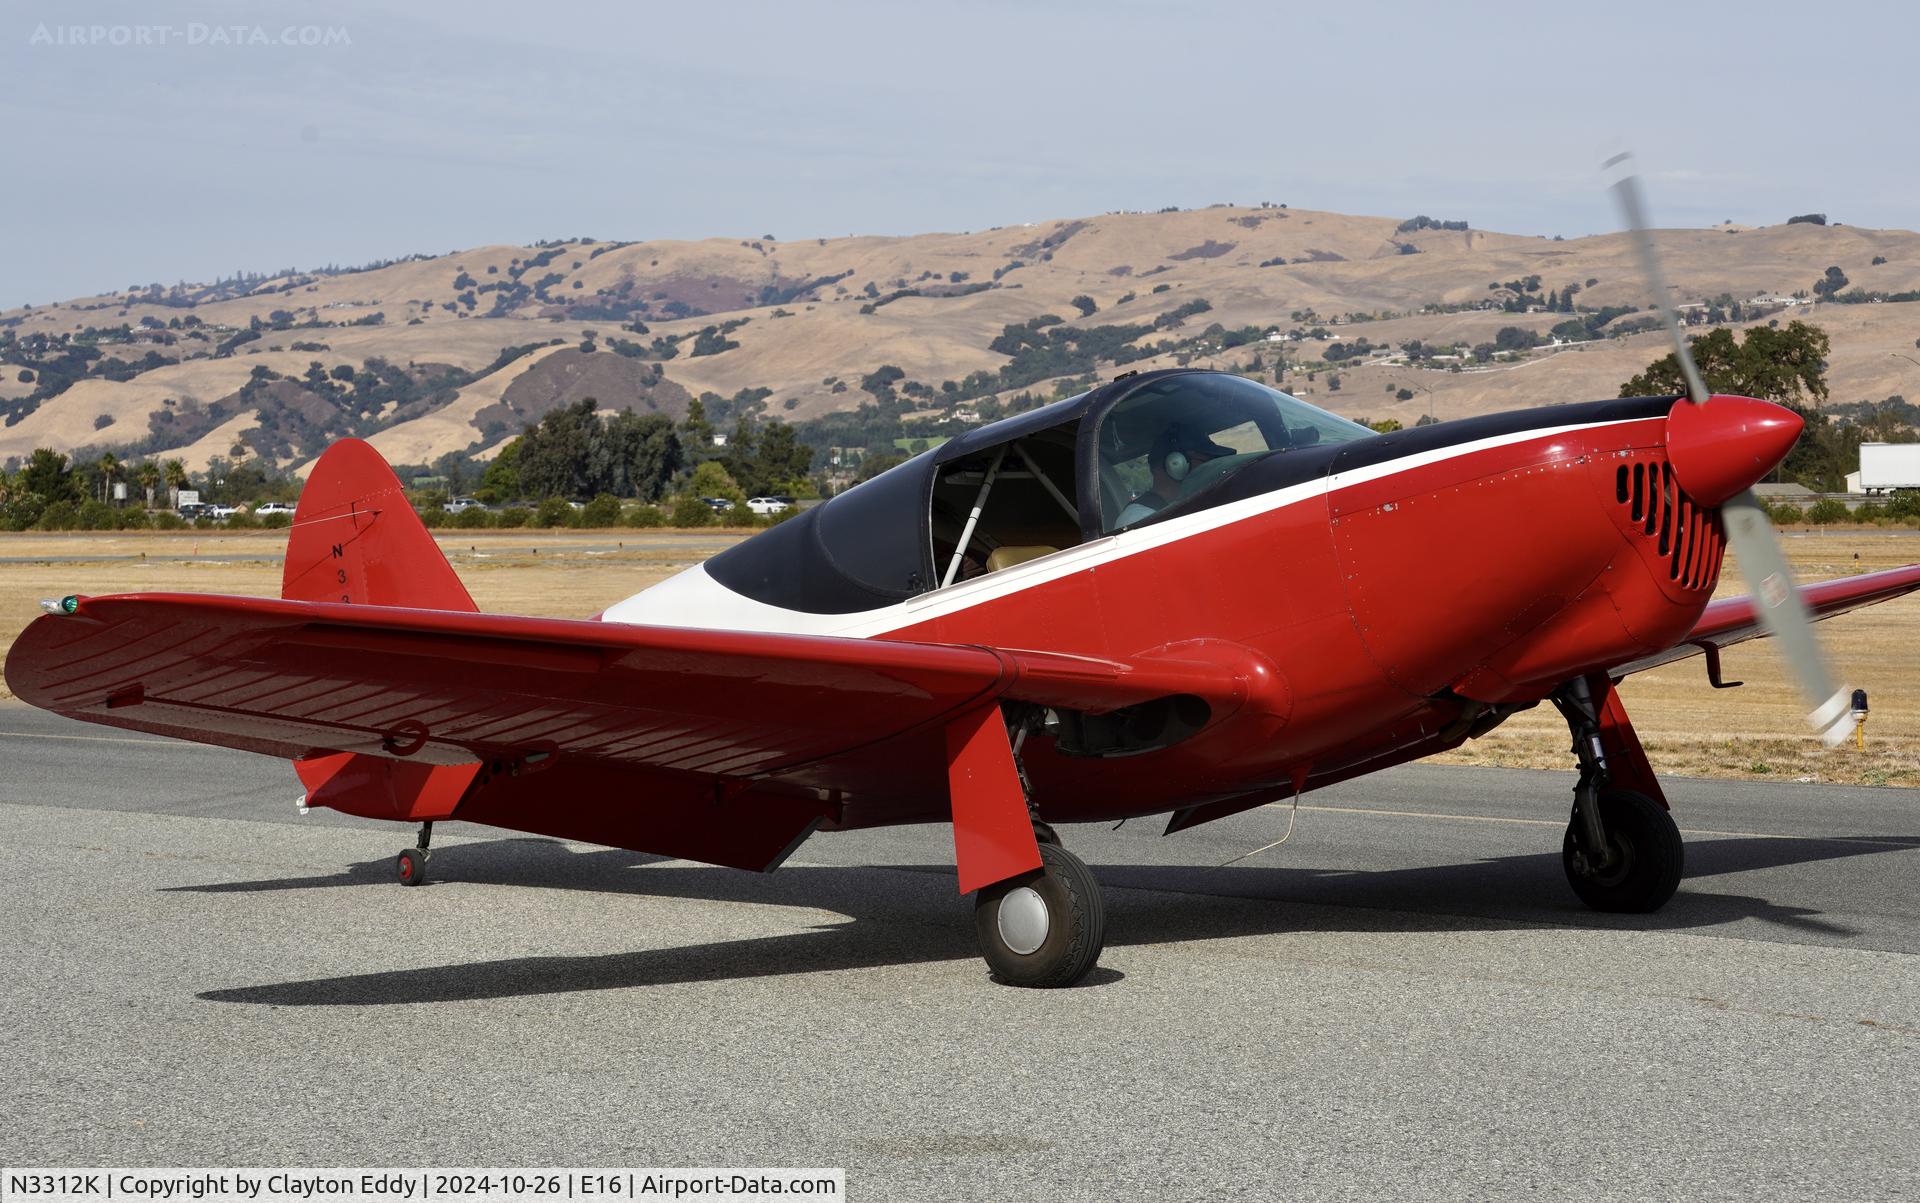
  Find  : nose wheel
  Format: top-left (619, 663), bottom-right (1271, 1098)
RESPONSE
top-left (1562, 788), bottom-right (1683, 912)
top-left (974, 841), bottom-right (1105, 987)
top-left (1552, 675), bottom-right (1684, 913)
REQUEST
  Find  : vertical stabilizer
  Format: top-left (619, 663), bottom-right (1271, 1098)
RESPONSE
top-left (284, 438), bottom-right (477, 611)
top-left (285, 439), bottom-right (482, 823)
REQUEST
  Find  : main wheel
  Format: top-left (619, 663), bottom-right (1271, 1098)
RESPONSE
top-left (1562, 788), bottom-right (1682, 913)
top-left (974, 842), bottom-right (1105, 988)
top-left (396, 847), bottom-right (429, 887)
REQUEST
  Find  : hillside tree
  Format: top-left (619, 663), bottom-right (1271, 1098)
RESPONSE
top-left (1618, 321), bottom-right (1830, 405)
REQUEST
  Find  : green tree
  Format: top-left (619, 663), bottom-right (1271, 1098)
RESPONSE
top-left (680, 397), bottom-right (715, 463)
top-left (134, 461), bottom-right (160, 506)
top-left (690, 461), bottom-right (745, 504)
top-left (752, 421), bottom-right (814, 493)
top-left (1805, 498), bottom-right (1852, 524)
top-left (1618, 321), bottom-right (1831, 405)
top-left (477, 438), bottom-right (522, 503)
top-left (606, 411), bottom-right (683, 501)
top-left (670, 494), bottom-right (714, 527)
top-left (517, 399), bottom-right (601, 499)
top-left (721, 419), bottom-right (761, 494)
top-left (1812, 266), bottom-right (1849, 300)
top-left (580, 493), bottom-right (622, 527)
top-left (96, 452), bottom-right (120, 505)
top-left (21, 449), bottom-right (80, 503)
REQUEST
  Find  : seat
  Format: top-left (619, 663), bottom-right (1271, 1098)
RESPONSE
top-left (985, 544), bottom-right (1059, 572)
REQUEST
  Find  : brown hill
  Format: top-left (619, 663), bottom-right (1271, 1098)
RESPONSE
top-left (4, 206), bottom-right (1916, 474)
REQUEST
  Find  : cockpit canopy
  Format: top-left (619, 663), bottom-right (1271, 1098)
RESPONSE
top-left (701, 369), bottom-right (1376, 615)
top-left (1091, 372), bottom-right (1373, 533)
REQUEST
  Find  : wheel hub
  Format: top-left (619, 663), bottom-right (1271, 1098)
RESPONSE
top-left (1577, 832), bottom-right (1636, 886)
top-left (997, 885), bottom-right (1050, 955)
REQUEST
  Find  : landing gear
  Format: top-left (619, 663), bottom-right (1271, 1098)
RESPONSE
top-left (1552, 673), bottom-right (1683, 913)
top-left (395, 821), bottom-right (433, 886)
top-left (1562, 788), bottom-right (1683, 912)
top-left (974, 841), bottom-right (1106, 988)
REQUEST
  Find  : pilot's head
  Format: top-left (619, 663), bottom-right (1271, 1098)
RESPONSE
top-left (1150, 424), bottom-right (1235, 490)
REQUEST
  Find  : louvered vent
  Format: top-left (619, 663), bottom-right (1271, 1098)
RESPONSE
top-left (1613, 459), bottom-right (1722, 591)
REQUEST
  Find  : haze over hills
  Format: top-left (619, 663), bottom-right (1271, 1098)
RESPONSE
top-left (4, 205), bottom-right (1917, 478)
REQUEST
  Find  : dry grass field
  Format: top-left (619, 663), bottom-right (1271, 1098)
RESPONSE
top-left (1, 528), bottom-right (1916, 786)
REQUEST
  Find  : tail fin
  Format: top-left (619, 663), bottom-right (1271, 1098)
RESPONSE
top-left (283, 438), bottom-right (476, 611)
top-left (285, 439), bottom-right (481, 824)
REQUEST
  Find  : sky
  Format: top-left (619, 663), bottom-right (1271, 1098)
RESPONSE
top-left (1, 0), bottom-right (1914, 309)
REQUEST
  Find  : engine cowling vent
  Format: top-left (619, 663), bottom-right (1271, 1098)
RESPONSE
top-left (1614, 458), bottom-right (1722, 592)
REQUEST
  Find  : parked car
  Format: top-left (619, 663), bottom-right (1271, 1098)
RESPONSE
top-left (210, 504), bottom-right (244, 519)
top-left (747, 496), bottom-right (792, 516)
top-left (253, 502), bottom-right (296, 516)
top-left (700, 496), bottom-right (733, 513)
top-left (444, 497), bottom-right (484, 514)
top-left (176, 502), bottom-right (212, 520)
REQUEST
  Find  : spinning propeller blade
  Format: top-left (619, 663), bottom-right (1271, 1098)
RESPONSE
top-left (1604, 152), bottom-right (1852, 746)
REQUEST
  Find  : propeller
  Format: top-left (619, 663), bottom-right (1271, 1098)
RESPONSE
top-left (1604, 152), bottom-right (1853, 746)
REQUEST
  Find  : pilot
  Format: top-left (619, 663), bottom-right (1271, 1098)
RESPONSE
top-left (1114, 424), bottom-right (1235, 528)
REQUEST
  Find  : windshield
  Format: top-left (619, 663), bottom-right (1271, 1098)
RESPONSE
top-left (1094, 374), bottom-right (1374, 531)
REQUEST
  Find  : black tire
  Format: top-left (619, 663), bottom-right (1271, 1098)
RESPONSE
top-left (396, 847), bottom-right (429, 887)
top-left (974, 842), bottom-right (1105, 988)
top-left (1562, 788), bottom-right (1682, 913)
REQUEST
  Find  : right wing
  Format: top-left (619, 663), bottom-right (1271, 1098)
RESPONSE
top-left (4, 592), bottom-right (1253, 773)
top-left (5, 591), bottom-right (1263, 877)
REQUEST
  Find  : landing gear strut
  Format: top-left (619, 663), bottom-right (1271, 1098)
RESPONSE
top-left (1552, 675), bottom-right (1683, 913)
top-left (395, 821), bottom-right (433, 887)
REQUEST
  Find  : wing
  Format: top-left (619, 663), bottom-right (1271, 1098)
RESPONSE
top-left (1611, 562), bottom-right (1920, 676)
top-left (4, 592), bottom-right (1259, 884)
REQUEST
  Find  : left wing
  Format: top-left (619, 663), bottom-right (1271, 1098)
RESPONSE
top-left (1612, 562), bottom-right (1920, 677)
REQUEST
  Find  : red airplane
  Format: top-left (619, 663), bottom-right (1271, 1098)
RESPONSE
top-left (9, 365), bottom-right (1920, 987)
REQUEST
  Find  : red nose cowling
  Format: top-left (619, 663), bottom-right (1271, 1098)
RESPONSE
top-left (1664, 394), bottom-right (1805, 507)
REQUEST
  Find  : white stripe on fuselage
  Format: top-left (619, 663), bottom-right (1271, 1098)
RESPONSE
top-left (599, 417), bottom-right (1646, 638)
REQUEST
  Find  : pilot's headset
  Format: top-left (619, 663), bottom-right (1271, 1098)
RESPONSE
top-left (1152, 427), bottom-right (1193, 481)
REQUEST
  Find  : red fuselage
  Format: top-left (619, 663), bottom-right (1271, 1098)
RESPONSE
top-left (880, 410), bottom-right (1707, 823)
top-left (599, 390), bottom-right (1799, 833)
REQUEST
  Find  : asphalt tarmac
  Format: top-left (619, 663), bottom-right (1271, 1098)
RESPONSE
top-left (3, 705), bottom-right (1917, 1200)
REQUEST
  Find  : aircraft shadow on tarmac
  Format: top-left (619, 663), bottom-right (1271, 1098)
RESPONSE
top-left (176, 830), bottom-right (1917, 1007)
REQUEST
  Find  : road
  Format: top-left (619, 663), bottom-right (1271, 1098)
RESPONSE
top-left (2, 705), bottom-right (1917, 1200)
